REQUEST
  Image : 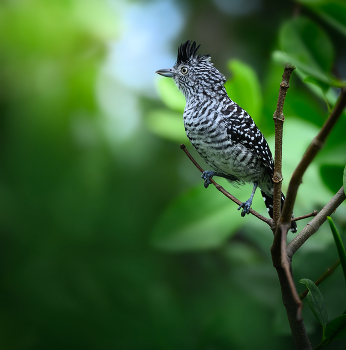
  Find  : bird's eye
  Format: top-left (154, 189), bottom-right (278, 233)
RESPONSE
top-left (181, 67), bottom-right (188, 74)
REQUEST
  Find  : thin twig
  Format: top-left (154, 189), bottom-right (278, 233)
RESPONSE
top-left (299, 258), bottom-right (341, 300)
top-left (180, 144), bottom-right (273, 227)
top-left (287, 187), bottom-right (346, 259)
top-left (291, 210), bottom-right (318, 222)
top-left (272, 65), bottom-right (295, 226)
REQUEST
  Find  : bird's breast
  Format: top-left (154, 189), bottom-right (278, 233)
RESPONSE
top-left (183, 104), bottom-right (265, 181)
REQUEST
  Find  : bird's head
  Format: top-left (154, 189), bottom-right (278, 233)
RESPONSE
top-left (156, 40), bottom-right (226, 101)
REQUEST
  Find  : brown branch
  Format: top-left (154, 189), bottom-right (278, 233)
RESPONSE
top-left (287, 187), bottom-right (346, 259)
top-left (280, 87), bottom-right (346, 228)
top-left (271, 66), bottom-right (311, 350)
top-left (271, 86), bottom-right (346, 350)
top-left (299, 258), bottom-right (341, 300)
top-left (272, 85), bottom-right (346, 349)
top-left (271, 224), bottom-right (311, 349)
top-left (272, 65), bottom-right (295, 226)
top-left (180, 144), bottom-right (273, 227)
top-left (271, 220), bottom-right (311, 349)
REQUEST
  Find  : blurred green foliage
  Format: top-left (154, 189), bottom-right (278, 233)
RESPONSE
top-left (1, 0), bottom-right (346, 349)
top-left (297, 0), bottom-right (346, 37)
top-left (225, 60), bottom-right (262, 121)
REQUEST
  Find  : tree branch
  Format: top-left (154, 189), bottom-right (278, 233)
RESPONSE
top-left (280, 87), bottom-right (346, 228)
top-left (272, 226), bottom-right (311, 349)
top-left (272, 65), bottom-right (295, 226)
top-left (271, 66), bottom-right (312, 350)
top-left (287, 187), bottom-right (346, 259)
top-left (180, 70), bottom-right (346, 350)
top-left (270, 86), bottom-right (346, 350)
top-left (180, 144), bottom-right (273, 227)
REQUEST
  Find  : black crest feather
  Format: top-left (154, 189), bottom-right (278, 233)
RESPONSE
top-left (176, 40), bottom-right (209, 65)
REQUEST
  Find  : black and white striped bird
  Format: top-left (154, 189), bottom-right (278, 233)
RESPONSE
top-left (156, 40), bottom-right (297, 232)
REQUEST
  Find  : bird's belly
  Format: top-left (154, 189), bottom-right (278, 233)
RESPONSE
top-left (184, 109), bottom-right (264, 183)
top-left (191, 136), bottom-right (263, 182)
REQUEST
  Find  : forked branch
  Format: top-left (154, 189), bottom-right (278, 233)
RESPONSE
top-left (180, 69), bottom-right (346, 350)
top-left (280, 87), bottom-right (346, 230)
top-left (271, 84), bottom-right (346, 350)
top-left (270, 65), bottom-right (311, 350)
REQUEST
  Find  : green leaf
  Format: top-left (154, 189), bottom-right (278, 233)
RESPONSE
top-left (303, 75), bottom-right (331, 111)
top-left (280, 16), bottom-right (333, 72)
top-left (156, 77), bottom-right (185, 112)
top-left (151, 185), bottom-right (246, 251)
top-left (299, 278), bottom-right (328, 328)
top-left (303, 76), bottom-right (329, 93)
top-left (297, 0), bottom-right (346, 37)
top-left (293, 67), bottom-right (342, 107)
top-left (324, 315), bottom-right (346, 341)
top-left (327, 217), bottom-right (346, 285)
top-left (320, 164), bottom-right (345, 194)
top-left (225, 59), bottom-right (262, 122)
top-left (277, 17), bottom-right (344, 87)
top-left (145, 109), bottom-right (186, 142)
top-left (344, 166), bottom-right (346, 196)
top-left (273, 51), bottom-right (338, 87)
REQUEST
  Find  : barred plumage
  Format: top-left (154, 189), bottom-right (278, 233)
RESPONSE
top-left (156, 40), bottom-right (297, 232)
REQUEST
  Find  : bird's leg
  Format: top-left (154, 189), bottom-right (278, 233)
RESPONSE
top-left (201, 170), bottom-right (238, 188)
top-left (238, 182), bottom-right (258, 217)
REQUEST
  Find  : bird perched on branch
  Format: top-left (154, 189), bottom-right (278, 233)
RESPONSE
top-left (156, 40), bottom-right (297, 232)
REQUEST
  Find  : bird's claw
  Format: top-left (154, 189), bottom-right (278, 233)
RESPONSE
top-left (238, 200), bottom-right (251, 217)
top-left (201, 170), bottom-right (214, 188)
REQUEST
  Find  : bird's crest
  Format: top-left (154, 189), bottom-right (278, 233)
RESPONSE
top-left (176, 40), bottom-right (210, 65)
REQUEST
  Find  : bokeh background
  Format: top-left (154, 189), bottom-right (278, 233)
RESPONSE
top-left (1, 0), bottom-right (346, 349)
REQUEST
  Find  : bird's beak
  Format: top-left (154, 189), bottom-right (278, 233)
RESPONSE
top-left (155, 68), bottom-right (174, 78)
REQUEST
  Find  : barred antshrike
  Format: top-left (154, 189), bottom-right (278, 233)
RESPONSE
top-left (156, 40), bottom-right (297, 232)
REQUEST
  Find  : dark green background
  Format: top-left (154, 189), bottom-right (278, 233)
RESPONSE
top-left (1, 0), bottom-right (346, 349)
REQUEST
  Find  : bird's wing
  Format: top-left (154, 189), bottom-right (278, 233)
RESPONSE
top-left (222, 103), bottom-right (274, 173)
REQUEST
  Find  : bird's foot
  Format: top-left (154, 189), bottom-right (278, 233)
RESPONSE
top-left (238, 199), bottom-right (252, 217)
top-left (201, 170), bottom-right (215, 188)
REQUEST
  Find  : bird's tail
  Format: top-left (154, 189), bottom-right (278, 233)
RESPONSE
top-left (261, 190), bottom-right (297, 233)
